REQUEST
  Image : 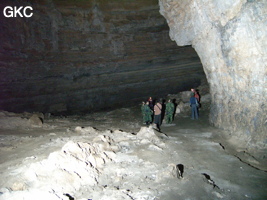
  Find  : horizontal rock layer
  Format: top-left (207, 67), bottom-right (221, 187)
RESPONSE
top-left (0, 0), bottom-right (205, 114)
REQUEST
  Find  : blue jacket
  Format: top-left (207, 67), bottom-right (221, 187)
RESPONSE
top-left (190, 97), bottom-right (198, 105)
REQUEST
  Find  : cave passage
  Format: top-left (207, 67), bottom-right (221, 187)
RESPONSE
top-left (0, 0), bottom-right (206, 115)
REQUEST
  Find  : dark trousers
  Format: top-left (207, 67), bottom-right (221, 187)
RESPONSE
top-left (154, 114), bottom-right (161, 130)
top-left (191, 104), bottom-right (199, 119)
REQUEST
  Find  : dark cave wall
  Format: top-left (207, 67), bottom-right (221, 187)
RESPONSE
top-left (0, 0), bottom-right (205, 114)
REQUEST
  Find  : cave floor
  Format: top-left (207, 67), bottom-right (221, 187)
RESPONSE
top-left (0, 105), bottom-right (266, 200)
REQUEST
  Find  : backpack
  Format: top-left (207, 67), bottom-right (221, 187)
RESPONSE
top-left (195, 98), bottom-right (199, 107)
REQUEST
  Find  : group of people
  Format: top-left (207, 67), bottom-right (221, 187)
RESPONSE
top-left (141, 88), bottom-right (201, 131)
top-left (141, 97), bottom-right (175, 132)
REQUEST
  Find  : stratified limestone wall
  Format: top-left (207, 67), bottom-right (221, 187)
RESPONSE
top-left (0, 0), bottom-right (204, 114)
top-left (159, 0), bottom-right (267, 149)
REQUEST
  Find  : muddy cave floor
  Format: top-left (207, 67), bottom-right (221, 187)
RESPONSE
top-left (0, 105), bottom-right (266, 200)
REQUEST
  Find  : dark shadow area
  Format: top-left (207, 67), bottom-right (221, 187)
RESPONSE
top-left (176, 164), bottom-right (184, 178)
top-left (64, 193), bottom-right (75, 200)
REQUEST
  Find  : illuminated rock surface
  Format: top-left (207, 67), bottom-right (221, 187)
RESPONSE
top-left (159, 0), bottom-right (267, 150)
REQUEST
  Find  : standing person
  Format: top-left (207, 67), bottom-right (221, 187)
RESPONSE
top-left (165, 99), bottom-right (175, 124)
top-left (190, 93), bottom-right (199, 120)
top-left (153, 100), bottom-right (162, 131)
top-left (191, 88), bottom-right (200, 102)
top-left (143, 101), bottom-right (153, 125)
top-left (148, 96), bottom-right (154, 110)
top-left (141, 101), bottom-right (146, 124)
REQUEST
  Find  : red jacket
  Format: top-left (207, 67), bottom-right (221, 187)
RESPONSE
top-left (194, 93), bottom-right (200, 102)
